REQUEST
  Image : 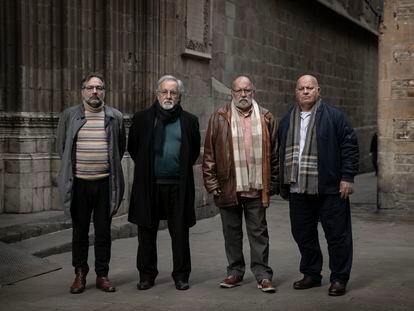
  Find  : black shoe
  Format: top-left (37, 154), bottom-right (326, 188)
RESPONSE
top-left (137, 279), bottom-right (154, 290)
top-left (328, 280), bottom-right (347, 296)
top-left (293, 275), bottom-right (321, 290)
top-left (175, 280), bottom-right (190, 290)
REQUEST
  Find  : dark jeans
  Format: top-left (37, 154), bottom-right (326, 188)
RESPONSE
top-left (289, 193), bottom-right (353, 282)
top-left (71, 177), bottom-right (112, 277)
top-left (137, 184), bottom-right (190, 283)
top-left (219, 196), bottom-right (273, 282)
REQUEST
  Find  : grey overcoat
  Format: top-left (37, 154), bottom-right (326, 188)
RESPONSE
top-left (56, 104), bottom-right (126, 217)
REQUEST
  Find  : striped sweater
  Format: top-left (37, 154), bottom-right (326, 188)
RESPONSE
top-left (75, 109), bottom-right (109, 180)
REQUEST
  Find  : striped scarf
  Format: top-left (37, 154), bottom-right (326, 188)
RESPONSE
top-left (284, 100), bottom-right (320, 194)
top-left (231, 99), bottom-right (263, 192)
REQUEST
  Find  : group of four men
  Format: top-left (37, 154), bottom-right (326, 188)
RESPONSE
top-left (57, 73), bottom-right (358, 296)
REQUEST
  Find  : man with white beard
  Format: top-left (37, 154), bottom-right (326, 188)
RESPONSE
top-left (203, 76), bottom-right (279, 293)
top-left (128, 75), bottom-right (200, 291)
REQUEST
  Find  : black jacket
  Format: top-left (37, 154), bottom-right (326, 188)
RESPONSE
top-left (278, 100), bottom-right (359, 198)
top-left (128, 104), bottom-right (200, 227)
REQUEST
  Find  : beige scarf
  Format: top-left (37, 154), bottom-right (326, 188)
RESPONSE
top-left (231, 99), bottom-right (263, 192)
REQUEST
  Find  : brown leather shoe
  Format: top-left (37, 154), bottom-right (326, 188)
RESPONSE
top-left (96, 276), bottom-right (116, 292)
top-left (328, 280), bottom-right (347, 296)
top-left (293, 275), bottom-right (321, 290)
top-left (70, 268), bottom-right (88, 294)
top-left (219, 275), bottom-right (243, 288)
top-left (257, 278), bottom-right (276, 293)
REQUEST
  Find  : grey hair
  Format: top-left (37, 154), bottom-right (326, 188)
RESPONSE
top-left (156, 75), bottom-right (179, 93)
top-left (177, 79), bottom-right (185, 95)
top-left (156, 75), bottom-right (185, 100)
top-left (232, 75), bottom-right (256, 91)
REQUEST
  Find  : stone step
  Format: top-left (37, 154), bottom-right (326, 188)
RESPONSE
top-left (10, 215), bottom-right (138, 257)
top-left (0, 211), bottom-right (70, 244)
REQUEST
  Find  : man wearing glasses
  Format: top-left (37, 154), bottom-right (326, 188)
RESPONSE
top-left (57, 73), bottom-right (126, 294)
top-left (128, 75), bottom-right (200, 291)
top-left (202, 76), bottom-right (278, 293)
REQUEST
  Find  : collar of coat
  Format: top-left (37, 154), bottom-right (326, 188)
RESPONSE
top-left (216, 102), bottom-right (272, 124)
top-left (72, 103), bottom-right (116, 120)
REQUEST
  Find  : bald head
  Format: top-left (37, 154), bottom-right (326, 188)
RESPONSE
top-left (295, 75), bottom-right (320, 111)
top-left (232, 76), bottom-right (253, 89)
top-left (297, 75), bottom-right (319, 87)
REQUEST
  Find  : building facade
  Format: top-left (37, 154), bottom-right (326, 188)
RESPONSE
top-left (378, 0), bottom-right (414, 212)
top-left (0, 0), bottom-right (384, 214)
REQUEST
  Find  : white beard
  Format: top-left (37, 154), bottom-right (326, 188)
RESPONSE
top-left (160, 100), bottom-right (175, 110)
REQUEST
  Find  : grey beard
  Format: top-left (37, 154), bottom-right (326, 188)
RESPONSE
top-left (87, 99), bottom-right (102, 108)
top-left (234, 99), bottom-right (252, 110)
top-left (84, 99), bottom-right (104, 112)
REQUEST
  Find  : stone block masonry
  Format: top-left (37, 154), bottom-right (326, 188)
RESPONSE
top-left (0, 0), bottom-right (382, 214)
top-left (378, 0), bottom-right (414, 211)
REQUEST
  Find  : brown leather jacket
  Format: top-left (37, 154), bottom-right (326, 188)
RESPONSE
top-left (202, 103), bottom-right (279, 208)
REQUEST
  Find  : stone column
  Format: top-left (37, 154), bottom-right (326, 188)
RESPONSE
top-left (0, 0), bottom-right (155, 214)
top-left (0, 0), bottom-right (61, 213)
top-left (378, 0), bottom-right (414, 211)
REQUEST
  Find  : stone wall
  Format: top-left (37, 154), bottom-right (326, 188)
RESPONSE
top-left (378, 0), bottom-right (414, 212)
top-left (0, 0), bottom-right (381, 214)
top-left (0, 0), bottom-right (161, 214)
top-left (207, 0), bottom-right (379, 172)
top-left (0, 113), bottom-right (59, 214)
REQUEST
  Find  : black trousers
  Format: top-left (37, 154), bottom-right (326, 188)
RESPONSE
top-left (137, 184), bottom-right (190, 282)
top-left (289, 193), bottom-right (353, 282)
top-left (71, 177), bottom-right (112, 277)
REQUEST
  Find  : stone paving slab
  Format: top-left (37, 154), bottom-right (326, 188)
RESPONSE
top-left (1, 173), bottom-right (414, 310)
top-left (0, 242), bottom-right (61, 287)
top-left (0, 203), bottom-right (413, 310)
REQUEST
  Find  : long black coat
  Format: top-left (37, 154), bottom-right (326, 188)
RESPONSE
top-left (128, 104), bottom-right (200, 228)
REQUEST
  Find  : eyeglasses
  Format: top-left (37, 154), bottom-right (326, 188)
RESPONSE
top-left (232, 89), bottom-right (253, 95)
top-left (158, 90), bottom-right (179, 98)
top-left (83, 85), bottom-right (105, 91)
